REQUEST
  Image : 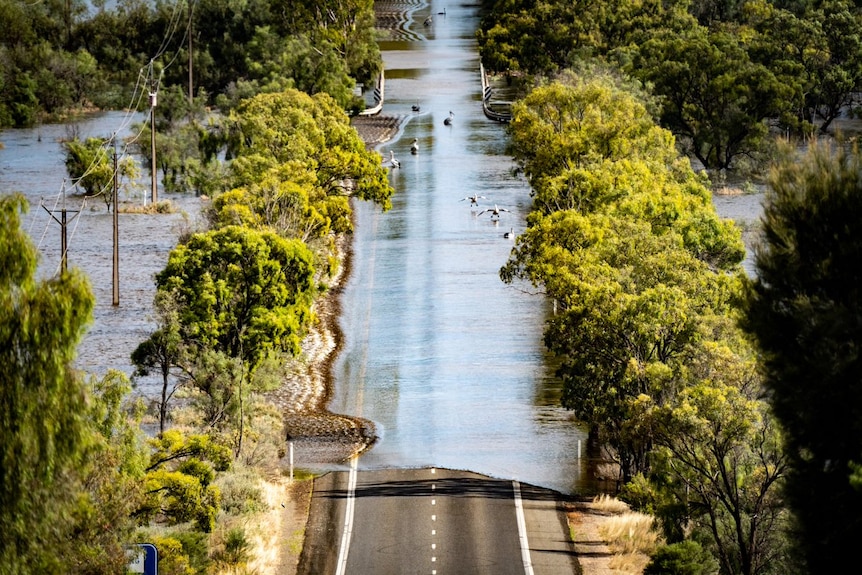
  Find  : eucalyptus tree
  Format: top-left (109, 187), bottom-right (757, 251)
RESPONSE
top-left (630, 25), bottom-right (793, 169)
top-left (275, 0), bottom-right (381, 85)
top-left (791, 0), bottom-right (862, 133)
top-left (0, 196), bottom-right (138, 574)
top-left (138, 429), bottom-right (231, 532)
top-left (649, 333), bottom-right (791, 575)
top-left (503, 77), bottom-right (745, 481)
top-left (504, 211), bottom-right (741, 480)
top-left (744, 0), bottom-right (862, 135)
top-left (155, 224), bottom-right (316, 456)
top-left (743, 140), bottom-right (862, 573)
top-left (132, 290), bottom-right (186, 434)
top-left (507, 74), bottom-right (744, 269)
top-left (64, 136), bottom-right (138, 209)
top-left (212, 88), bottom-right (393, 242)
top-left (507, 72), bottom-right (674, 216)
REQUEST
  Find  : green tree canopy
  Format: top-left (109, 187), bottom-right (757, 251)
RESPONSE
top-left (156, 224), bottom-right (316, 368)
top-left (503, 210), bottom-right (741, 479)
top-left (0, 193), bottom-right (95, 571)
top-left (630, 26), bottom-right (793, 169)
top-left (649, 336), bottom-right (790, 575)
top-left (137, 430), bottom-right (231, 532)
top-left (226, 89), bottom-right (393, 212)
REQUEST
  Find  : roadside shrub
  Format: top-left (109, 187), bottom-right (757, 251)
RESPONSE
top-left (150, 535), bottom-right (195, 575)
top-left (215, 527), bottom-right (251, 568)
top-left (216, 467), bottom-right (266, 516)
top-left (645, 540), bottom-right (719, 575)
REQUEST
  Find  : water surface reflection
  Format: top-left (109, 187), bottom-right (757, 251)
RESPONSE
top-left (328, 0), bottom-right (598, 495)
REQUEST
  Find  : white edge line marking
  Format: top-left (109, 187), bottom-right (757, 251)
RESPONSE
top-left (335, 457), bottom-right (359, 575)
top-left (513, 480), bottom-right (535, 575)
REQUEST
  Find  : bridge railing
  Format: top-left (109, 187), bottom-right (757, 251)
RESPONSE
top-left (358, 71), bottom-right (385, 116)
top-left (480, 62), bottom-right (513, 123)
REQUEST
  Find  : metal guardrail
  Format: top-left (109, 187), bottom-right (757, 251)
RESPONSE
top-left (358, 71), bottom-right (385, 116)
top-left (480, 62), bottom-right (512, 123)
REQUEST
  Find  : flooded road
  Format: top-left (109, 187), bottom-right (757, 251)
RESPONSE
top-left (326, 0), bottom-right (597, 495)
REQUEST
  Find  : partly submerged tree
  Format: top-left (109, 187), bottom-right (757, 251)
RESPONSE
top-left (225, 88), bottom-right (394, 212)
top-left (631, 26), bottom-right (793, 169)
top-left (64, 136), bottom-right (137, 210)
top-left (743, 140), bottom-right (862, 573)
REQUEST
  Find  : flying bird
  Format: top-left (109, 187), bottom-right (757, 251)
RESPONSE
top-left (477, 204), bottom-right (511, 219)
top-left (460, 193), bottom-right (487, 206)
top-left (444, 111), bottom-right (454, 126)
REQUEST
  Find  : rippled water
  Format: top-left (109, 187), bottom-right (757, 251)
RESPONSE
top-left (0, 111), bottom-right (204, 384)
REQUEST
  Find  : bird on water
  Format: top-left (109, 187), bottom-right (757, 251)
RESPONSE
top-left (444, 111), bottom-right (454, 126)
top-left (411, 138), bottom-right (419, 154)
top-left (387, 150), bottom-right (400, 168)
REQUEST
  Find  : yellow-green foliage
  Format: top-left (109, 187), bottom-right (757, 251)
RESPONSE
top-left (149, 535), bottom-right (196, 575)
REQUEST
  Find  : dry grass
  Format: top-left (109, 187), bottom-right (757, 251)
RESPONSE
top-left (598, 503), bottom-right (660, 574)
top-left (568, 495), bottom-right (660, 575)
top-left (592, 493), bottom-right (631, 515)
top-left (236, 475), bottom-right (312, 575)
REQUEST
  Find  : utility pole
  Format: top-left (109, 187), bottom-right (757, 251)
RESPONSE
top-left (112, 145), bottom-right (120, 306)
top-left (42, 186), bottom-right (80, 275)
top-left (149, 63), bottom-right (158, 205)
top-left (188, 0), bottom-right (194, 115)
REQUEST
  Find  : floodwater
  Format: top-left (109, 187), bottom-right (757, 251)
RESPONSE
top-left (0, 111), bottom-right (205, 380)
top-left (0, 0), bottom-right (762, 497)
top-left (327, 0), bottom-right (598, 495)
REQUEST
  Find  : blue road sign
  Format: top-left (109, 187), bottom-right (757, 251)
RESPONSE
top-left (127, 543), bottom-right (158, 575)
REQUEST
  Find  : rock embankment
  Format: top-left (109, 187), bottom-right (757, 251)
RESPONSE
top-left (265, 114), bottom-right (403, 465)
top-left (351, 114), bottom-right (405, 149)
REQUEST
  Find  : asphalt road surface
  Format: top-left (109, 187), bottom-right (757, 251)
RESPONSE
top-left (297, 465), bottom-right (579, 575)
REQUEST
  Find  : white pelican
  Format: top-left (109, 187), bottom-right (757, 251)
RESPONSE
top-left (460, 193), bottom-right (487, 206)
top-left (503, 228), bottom-right (515, 239)
top-left (444, 110), bottom-right (454, 126)
top-left (410, 138), bottom-right (419, 154)
top-left (477, 204), bottom-right (511, 219)
top-left (387, 150), bottom-right (400, 168)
